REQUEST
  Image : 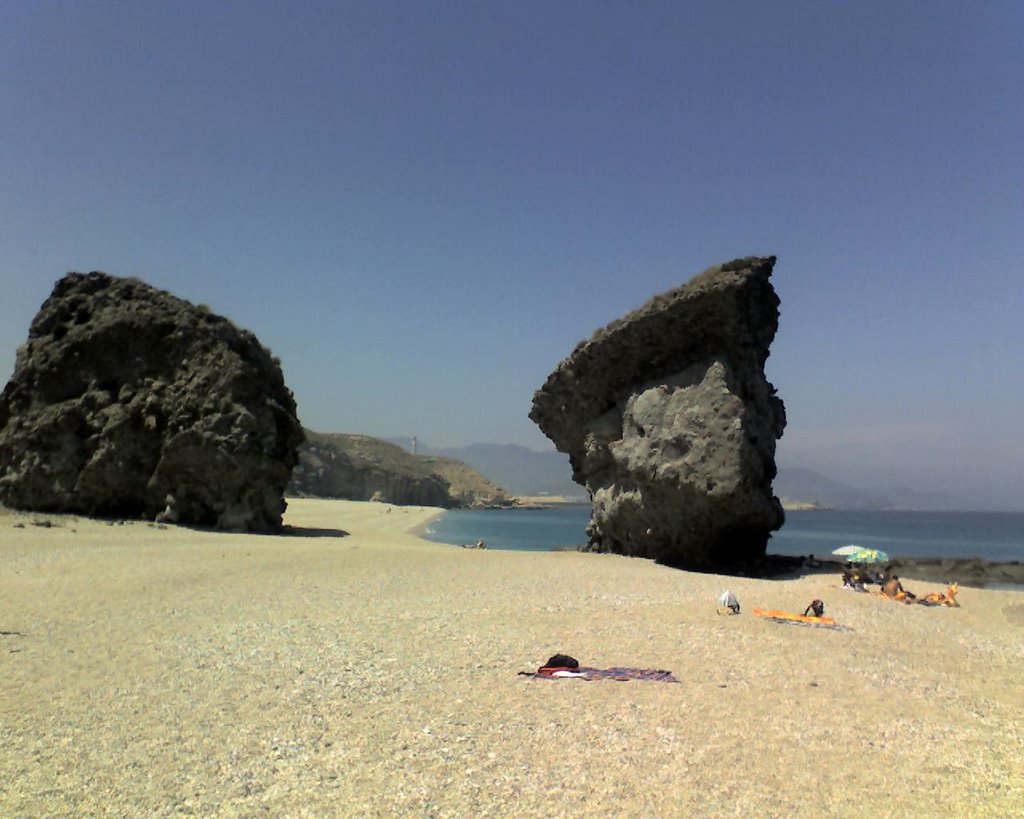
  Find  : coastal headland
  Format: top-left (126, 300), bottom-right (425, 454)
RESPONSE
top-left (2, 498), bottom-right (1021, 815)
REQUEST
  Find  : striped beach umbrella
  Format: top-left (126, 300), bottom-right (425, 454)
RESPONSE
top-left (848, 547), bottom-right (889, 564)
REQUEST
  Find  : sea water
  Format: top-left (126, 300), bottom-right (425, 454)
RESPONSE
top-left (422, 506), bottom-right (1024, 563)
top-left (422, 505), bottom-right (589, 553)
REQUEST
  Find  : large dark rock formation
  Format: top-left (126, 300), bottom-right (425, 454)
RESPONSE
top-left (288, 431), bottom-right (511, 508)
top-left (530, 256), bottom-right (786, 569)
top-left (0, 272), bottom-right (304, 530)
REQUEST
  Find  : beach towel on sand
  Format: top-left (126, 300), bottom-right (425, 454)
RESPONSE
top-left (752, 608), bottom-right (853, 632)
top-left (519, 666), bottom-right (680, 682)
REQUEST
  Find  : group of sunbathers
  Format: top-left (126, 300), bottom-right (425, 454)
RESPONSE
top-left (841, 563), bottom-right (885, 590)
top-left (842, 565), bottom-right (959, 607)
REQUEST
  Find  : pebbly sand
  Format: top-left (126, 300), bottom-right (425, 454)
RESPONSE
top-left (2, 498), bottom-right (1022, 817)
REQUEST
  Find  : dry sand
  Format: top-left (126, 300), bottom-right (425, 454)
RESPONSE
top-left (2, 498), bottom-right (1022, 817)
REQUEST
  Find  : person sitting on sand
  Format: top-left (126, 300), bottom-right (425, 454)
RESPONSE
top-left (802, 599), bottom-right (825, 617)
top-left (881, 575), bottom-right (904, 597)
top-left (842, 567), bottom-right (866, 591)
top-left (881, 575), bottom-right (916, 601)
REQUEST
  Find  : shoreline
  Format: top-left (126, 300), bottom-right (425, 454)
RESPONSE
top-left (3, 498), bottom-right (1022, 814)
top-left (788, 555), bottom-right (1024, 589)
top-left (415, 505), bottom-right (1024, 588)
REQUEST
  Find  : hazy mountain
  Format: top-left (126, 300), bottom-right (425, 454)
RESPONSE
top-left (773, 468), bottom-right (890, 510)
top-left (774, 467), bottom-right (966, 511)
top-left (881, 485), bottom-right (970, 512)
top-left (389, 439), bottom-right (971, 510)
top-left (389, 439), bottom-right (583, 498)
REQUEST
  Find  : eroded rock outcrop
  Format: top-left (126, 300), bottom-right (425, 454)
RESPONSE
top-left (420, 455), bottom-right (512, 507)
top-left (289, 431), bottom-right (454, 507)
top-left (530, 256), bottom-right (785, 569)
top-left (0, 272), bottom-right (303, 530)
top-left (288, 432), bottom-right (513, 508)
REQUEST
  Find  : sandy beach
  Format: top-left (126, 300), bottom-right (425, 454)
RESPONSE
top-left (2, 498), bottom-right (1022, 817)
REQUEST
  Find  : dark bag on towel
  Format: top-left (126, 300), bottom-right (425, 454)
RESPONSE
top-left (545, 654), bottom-right (579, 668)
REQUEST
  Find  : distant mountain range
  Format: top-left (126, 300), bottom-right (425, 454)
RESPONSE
top-left (772, 467), bottom-right (965, 511)
top-left (388, 438), bottom-right (584, 499)
top-left (390, 438), bottom-right (969, 511)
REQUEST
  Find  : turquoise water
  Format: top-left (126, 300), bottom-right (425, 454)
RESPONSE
top-left (423, 506), bottom-right (590, 552)
top-left (422, 506), bottom-right (1024, 562)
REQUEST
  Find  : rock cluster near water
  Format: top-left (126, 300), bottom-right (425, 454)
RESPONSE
top-left (0, 272), bottom-right (304, 530)
top-left (530, 256), bottom-right (786, 570)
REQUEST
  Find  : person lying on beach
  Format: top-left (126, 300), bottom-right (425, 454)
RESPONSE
top-left (916, 583), bottom-right (960, 607)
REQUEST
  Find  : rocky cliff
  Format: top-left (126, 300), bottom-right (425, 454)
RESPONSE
top-left (529, 256), bottom-right (786, 570)
top-left (418, 456), bottom-right (511, 507)
top-left (288, 431), bottom-right (509, 508)
top-left (0, 272), bottom-right (303, 530)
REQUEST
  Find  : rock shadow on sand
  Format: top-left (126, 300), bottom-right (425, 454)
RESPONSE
top-left (278, 525), bottom-right (350, 539)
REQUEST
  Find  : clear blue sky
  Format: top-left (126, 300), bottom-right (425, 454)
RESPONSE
top-left (2, 2), bottom-right (1021, 508)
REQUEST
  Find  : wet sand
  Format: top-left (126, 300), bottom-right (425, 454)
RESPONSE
top-left (2, 499), bottom-right (1022, 816)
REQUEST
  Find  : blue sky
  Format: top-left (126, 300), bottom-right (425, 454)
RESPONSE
top-left (2, 2), bottom-right (1021, 508)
